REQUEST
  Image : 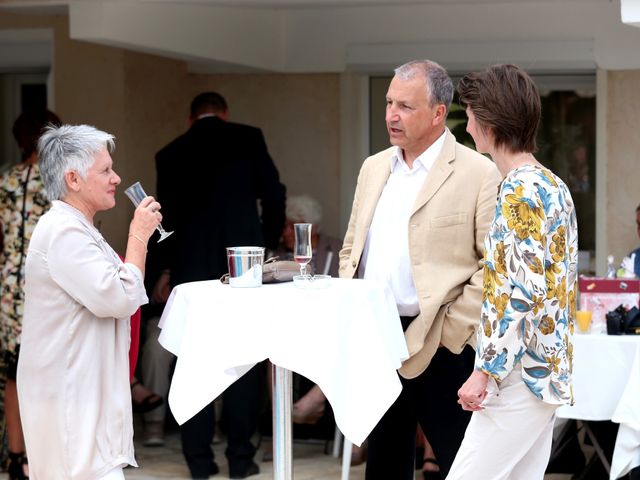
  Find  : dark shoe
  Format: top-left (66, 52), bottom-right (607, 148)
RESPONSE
top-left (8, 451), bottom-right (29, 480)
top-left (190, 462), bottom-right (219, 479)
top-left (229, 462), bottom-right (259, 479)
top-left (131, 380), bottom-right (164, 413)
top-left (422, 458), bottom-right (443, 480)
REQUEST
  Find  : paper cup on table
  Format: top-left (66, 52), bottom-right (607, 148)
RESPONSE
top-left (226, 247), bottom-right (265, 287)
top-left (576, 310), bottom-right (593, 333)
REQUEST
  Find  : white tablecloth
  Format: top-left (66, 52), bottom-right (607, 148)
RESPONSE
top-left (158, 278), bottom-right (409, 447)
top-left (557, 334), bottom-right (640, 479)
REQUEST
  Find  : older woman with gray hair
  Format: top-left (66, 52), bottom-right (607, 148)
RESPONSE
top-left (16, 124), bottom-right (161, 480)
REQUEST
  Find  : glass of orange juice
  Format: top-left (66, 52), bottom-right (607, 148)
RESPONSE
top-left (576, 310), bottom-right (593, 333)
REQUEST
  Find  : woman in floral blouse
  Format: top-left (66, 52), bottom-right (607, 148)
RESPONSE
top-left (0, 109), bottom-right (60, 479)
top-left (447, 65), bottom-right (578, 480)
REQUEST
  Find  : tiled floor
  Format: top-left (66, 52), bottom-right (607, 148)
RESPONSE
top-left (0, 421), bottom-right (577, 480)
top-left (125, 423), bottom-right (573, 480)
top-left (128, 426), bottom-right (362, 480)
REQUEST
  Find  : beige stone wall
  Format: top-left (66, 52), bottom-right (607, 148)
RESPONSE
top-left (607, 70), bottom-right (640, 265)
top-left (1, 12), bottom-right (341, 253)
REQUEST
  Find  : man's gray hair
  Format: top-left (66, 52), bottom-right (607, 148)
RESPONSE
top-left (394, 60), bottom-right (454, 115)
top-left (286, 194), bottom-right (323, 226)
top-left (38, 124), bottom-right (115, 201)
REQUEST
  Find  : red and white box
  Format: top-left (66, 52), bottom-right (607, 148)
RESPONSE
top-left (578, 277), bottom-right (640, 334)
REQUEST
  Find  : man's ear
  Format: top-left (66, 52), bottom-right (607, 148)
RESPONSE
top-left (64, 170), bottom-right (82, 193)
top-left (432, 104), bottom-right (447, 126)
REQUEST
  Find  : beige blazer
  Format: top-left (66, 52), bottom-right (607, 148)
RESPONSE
top-left (339, 130), bottom-right (502, 379)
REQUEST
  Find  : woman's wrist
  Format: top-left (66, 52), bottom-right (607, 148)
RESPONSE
top-left (128, 232), bottom-right (148, 251)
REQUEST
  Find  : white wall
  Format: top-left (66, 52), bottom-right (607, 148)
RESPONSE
top-left (62, 0), bottom-right (640, 74)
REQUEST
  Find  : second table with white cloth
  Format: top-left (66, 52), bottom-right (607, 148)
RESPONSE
top-left (557, 334), bottom-right (640, 479)
top-left (158, 278), bottom-right (409, 478)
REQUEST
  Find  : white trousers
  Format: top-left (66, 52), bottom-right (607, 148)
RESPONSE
top-left (99, 466), bottom-right (125, 479)
top-left (446, 366), bottom-right (558, 480)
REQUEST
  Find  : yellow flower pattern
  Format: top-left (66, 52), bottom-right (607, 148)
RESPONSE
top-left (0, 163), bottom-right (50, 354)
top-left (494, 242), bottom-right (507, 276)
top-left (476, 165), bottom-right (578, 406)
top-left (501, 185), bottom-right (545, 242)
top-left (539, 315), bottom-right (555, 335)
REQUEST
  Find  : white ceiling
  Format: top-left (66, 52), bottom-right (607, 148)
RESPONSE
top-left (1, 0), bottom-right (639, 73)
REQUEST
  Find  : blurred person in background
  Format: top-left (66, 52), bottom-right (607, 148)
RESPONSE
top-left (153, 92), bottom-right (285, 479)
top-left (0, 109), bottom-right (60, 479)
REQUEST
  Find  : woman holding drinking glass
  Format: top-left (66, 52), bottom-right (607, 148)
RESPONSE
top-left (447, 65), bottom-right (578, 480)
top-left (16, 124), bottom-right (161, 479)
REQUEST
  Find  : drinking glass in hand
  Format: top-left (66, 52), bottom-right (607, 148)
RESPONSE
top-left (124, 182), bottom-right (174, 242)
top-left (293, 223), bottom-right (312, 277)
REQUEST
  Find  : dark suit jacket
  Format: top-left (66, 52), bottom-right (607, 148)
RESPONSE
top-left (153, 116), bottom-right (286, 287)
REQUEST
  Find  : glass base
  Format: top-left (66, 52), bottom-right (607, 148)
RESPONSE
top-left (157, 230), bottom-right (174, 242)
top-left (293, 274), bottom-right (331, 289)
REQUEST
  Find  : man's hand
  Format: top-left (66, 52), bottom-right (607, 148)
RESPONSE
top-left (457, 369), bottom-right (490, 411)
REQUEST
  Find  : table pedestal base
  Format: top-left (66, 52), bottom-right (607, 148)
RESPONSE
top-left (272, 364), bottom-right (293, 480)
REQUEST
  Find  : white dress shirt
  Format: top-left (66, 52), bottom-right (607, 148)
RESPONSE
top-left (359, 132), bottom-right (446, 315)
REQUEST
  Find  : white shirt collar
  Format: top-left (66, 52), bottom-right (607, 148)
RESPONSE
top-left (389, 129), bottom-right (447, 174)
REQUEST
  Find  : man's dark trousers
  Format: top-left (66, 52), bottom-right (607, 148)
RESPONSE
top-left (180, 364), bottom-right (262, 478)
top-left (365, 346), bottom-right (475, 480)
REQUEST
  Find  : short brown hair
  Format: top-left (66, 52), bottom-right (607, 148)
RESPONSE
top-left (457, 64), bottom-right (541, 153)
top-left (12, 109), bottom-right (61, 161)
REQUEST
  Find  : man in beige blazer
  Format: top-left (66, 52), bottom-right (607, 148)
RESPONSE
top-left (339, 59), bottom-right (501, 479)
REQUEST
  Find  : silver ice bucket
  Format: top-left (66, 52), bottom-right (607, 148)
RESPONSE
top-left (226, 246), bottom-right (265, 288)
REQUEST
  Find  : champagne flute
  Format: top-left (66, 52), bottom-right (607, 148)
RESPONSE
top-left (124, 182), bottom-right (174, 242)
top-left (293, 223), bottom-right (312, 277)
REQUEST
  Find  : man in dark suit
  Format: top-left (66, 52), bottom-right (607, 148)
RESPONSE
top-left (153, 91), bottom-right (286, 479)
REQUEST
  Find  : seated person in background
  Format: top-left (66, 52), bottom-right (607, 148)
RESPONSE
top-left (120, 251), bottom-right (164, 417)
top-left (278, 194), bottom-right (341, 277)
top-left (274, 195), bottom-right (368, 465)
top-left (416, 426), bottom-right (442, 480)
top-left (274, 195), bottom-right (341, 423)
top-left (134, 237), bottom-right (176, 448)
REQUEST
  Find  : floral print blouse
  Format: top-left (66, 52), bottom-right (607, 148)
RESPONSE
top-left (0, 162), bottom-right (50, 355)
top-left (476, 164), bottom-right (578, 405)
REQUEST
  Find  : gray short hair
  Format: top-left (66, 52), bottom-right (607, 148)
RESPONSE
top-left (394, 60), bottom-right (454, 116)
top-left (38, 124), bottom-right (115, 201)
top-left (286, 195), bottom-right (323, 226)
